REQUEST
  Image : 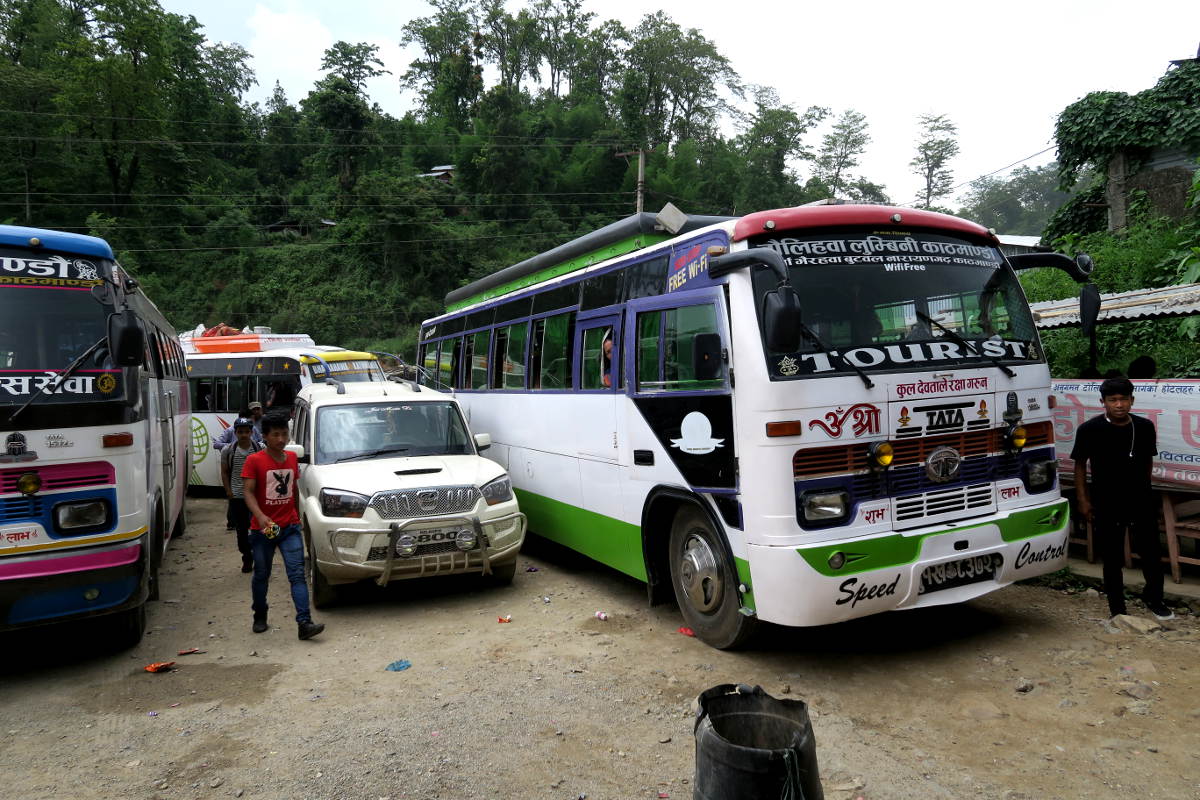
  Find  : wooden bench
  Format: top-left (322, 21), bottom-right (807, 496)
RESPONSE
top-left (1160, 492), bottom-right (1200, 584)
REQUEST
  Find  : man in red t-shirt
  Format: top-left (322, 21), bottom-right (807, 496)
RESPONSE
top-left (242, 413), bottom-right (325, 640)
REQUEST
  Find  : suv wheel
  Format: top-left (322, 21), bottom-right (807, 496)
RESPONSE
top-left (304, 521), bottom-right (339, 608)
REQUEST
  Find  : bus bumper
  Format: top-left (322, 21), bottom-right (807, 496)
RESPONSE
top-left (747, 500), bottom-right (1070, 628)
top-left (0, 539), bottom-right (146, 630)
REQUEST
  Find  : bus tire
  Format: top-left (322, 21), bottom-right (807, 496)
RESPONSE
top-left (488, 558), bottom-right (517, 586)
top-left (305, 523), bottom-right (338, 609)
top-left (668, 507), bottom-right (757, 650)
top-left (111, 603), bottom-right (146, 650)
top-left (171, 497), bottom-right (187, 539)
top-left (147, 503), bottom-right (164, 602)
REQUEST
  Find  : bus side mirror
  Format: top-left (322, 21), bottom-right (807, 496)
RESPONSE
top-left (1007, 251), bottom-right (1094, 283)
top-left (1079, 283), bottom-right (1101, 337)
top-left (108, 310), bottom-right (144, 367)
top-left (692, 332), bottom-right (723, 381)
top-left (763, 286), bottom-right (802, 353)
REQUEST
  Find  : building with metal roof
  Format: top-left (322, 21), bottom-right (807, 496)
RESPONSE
top-left (1030, 282), bottom-right (1200, 329)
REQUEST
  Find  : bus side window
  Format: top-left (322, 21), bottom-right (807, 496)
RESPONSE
top-left (458, 336), bottom-right (474, 389)
top-left (533, 312), bottom-right (575, 390)
top-left (214, 377), bottom-right (229, 411)
top-left (638, 304), bottom-right (724, 392)
top-left (580, 325), bottom-right (614, 390)
top-left (470, 330), bottom-right (490, 390)
top-left (227, 376), bottom-right (247, 412)
top-left (496, 321), bottom-right (527, 390)
top-left (193, 378), bottom-right (214, 410)
top-left (438, 339), bottom-right (456, 388)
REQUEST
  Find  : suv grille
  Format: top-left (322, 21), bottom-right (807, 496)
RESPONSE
top-left (369, 486), bottom-right (481, 518)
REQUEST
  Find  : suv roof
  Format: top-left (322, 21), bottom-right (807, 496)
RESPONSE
top-left (299, 379), bottom-right (450, 407)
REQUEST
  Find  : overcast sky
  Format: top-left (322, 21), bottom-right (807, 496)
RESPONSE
top-left (162, 0), bottom-right (1200, 208)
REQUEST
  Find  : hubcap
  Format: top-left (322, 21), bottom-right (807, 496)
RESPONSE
top-left (678, 532), bottom-right (723, 613)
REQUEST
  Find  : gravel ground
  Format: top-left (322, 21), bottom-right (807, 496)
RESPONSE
top-left (1, 496), bottom-right (1199, 800)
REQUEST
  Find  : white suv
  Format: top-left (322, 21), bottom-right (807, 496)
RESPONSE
top-left (287, 380), bottom-right (526, 607)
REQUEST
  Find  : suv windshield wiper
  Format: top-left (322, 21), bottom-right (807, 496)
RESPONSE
top-left (799, 321), bottom-right (874, 389)
top-left (335, 445), bottom-right (410, 463)
top-left (915, 310), bottom-right (1015, 378)
top-left (6, 336), bottom-right (109, 424)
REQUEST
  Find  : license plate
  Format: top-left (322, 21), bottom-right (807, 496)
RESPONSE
top-left (918, 553), bottom-right (1003, 594)
top-left (396, 527), bottom-right (464, 553)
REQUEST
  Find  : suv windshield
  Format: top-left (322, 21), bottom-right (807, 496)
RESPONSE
top-left (749, 230), bottom-right (1040, 379)
top-left (314, 401), bottom-right (473, 464)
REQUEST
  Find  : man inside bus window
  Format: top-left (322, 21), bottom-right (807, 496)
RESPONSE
top-left (601, 331), bottom-right (613, 388)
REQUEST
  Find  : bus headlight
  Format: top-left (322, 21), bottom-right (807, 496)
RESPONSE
top-left (800, 490), bottom-right (850, 523)
top-left (1024, 459), bottom-right (1057, 493)
top-left (55, 500), bottom-right (109, 530)
top-left (320, 488), bottom-right (369, 518)
top-left (1005, 424), bottom-right (1027, 453)
top-left (481, 475), bottom-right (513, 506)
top-left (868, 441), bottom-right (894, 469)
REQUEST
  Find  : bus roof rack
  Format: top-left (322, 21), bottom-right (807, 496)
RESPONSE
top-left (299, 352), bottom-right (345, 394)
top-left (444, 209), bottom-right (734, 308)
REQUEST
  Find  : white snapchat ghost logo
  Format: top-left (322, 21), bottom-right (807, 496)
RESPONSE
top-left (669, 412), bottom-right (724, 455)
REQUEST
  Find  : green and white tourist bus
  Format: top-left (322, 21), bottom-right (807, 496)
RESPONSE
top-left (418, 203), bottom-right (1094, 648)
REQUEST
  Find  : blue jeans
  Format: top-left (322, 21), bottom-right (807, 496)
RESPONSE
top-left (249, 523), bottom-right (311, 624)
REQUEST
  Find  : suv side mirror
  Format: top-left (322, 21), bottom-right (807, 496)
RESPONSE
top-left (285, 443), bottom-right (308, 463)
top-left (108, 309), bottom-right (144, 367)
top-left (474, 432), bottom-right (492, 452)
top-left (763, 286), bottom-right (802, 353)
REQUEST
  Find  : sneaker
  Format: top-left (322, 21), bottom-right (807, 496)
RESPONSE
top-left (1147, 603), bottom-right (1175, 621)
top-left (298, 621), bottom-right (325, 640)
top-left (252, 615), bottom-right (268, 633)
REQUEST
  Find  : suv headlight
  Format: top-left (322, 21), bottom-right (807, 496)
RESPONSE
top-left (480, 475), bottom-right (513, 506)
top-left (320, 488), bottom-right (369, 518)
top-left (799, 489), bottom-right (850, 524)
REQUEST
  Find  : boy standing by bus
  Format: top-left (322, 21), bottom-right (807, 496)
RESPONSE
top-left (1071, 378), bottom-right (1173, 621)
top-left (242, 413), bottom-right (325, 639)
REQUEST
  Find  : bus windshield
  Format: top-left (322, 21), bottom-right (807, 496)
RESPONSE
top-left (0, 288), bottom-right (118, 405)
top-left (315, 402), bottom-right (473, 464)
top-left (749, 230), bottom-right (1040, 379)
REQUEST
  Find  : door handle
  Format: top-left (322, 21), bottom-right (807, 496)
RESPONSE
top-left (634, 450), bottom-right (654, 466)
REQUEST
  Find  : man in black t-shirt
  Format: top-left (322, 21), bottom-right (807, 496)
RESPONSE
top-left (1071, 378), bottom-right (1173, 621)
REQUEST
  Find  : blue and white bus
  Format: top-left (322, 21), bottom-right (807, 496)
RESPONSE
top-left (419, 204), bottom-right (1095, 648)
top-left (0, 225), bottom-right (188, 647)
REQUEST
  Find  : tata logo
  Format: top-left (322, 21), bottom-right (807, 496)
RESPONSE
top-left (416, 490), bottom-right (438, 512)
top-left (925, 408), bottom-right (964, 428)
top-left (1, 432), bottom-right (37, 463)
top-left (925, 446), bottom-right (962, 483)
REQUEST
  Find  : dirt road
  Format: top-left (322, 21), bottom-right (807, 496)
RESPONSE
top-left (2, 497), bottom-right (1198, 800)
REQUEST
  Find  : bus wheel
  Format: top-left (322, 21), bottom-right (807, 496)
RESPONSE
top-left (111, 603), bottom-right (146, 650)
top-left (171, 498), bottom-right (187, 539)
top-left (669, 507), bottom-right (757, 650)
top-left (304, 523), bottom-right (338, 609)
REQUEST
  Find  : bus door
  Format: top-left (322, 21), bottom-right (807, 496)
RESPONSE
top-left (574, 314), bottom-right (623, 518)
top-left (624, 288), bottom-right (736, 493)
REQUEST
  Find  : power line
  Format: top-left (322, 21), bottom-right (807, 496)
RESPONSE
top-left (0, 199), bottom-right (632, 209)
top-left (905, 145), bottom-right (1057, 207)
top-left (32, 212), bottom-right (624, 231)
top-left (0, 133), bottom-right (628, 150)
top-left (119, 230), bottom-right (576, 254)
top-left (0, 189), bottom-right (631, 199)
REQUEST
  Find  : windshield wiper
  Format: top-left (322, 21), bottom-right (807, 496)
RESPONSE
top-left (6, 336), bottom-right (109, 424)
top-left (799, 322), bottom-right (874, 389)
top-left (915, 311), bottom-right (1015, 378)
top-left (335, 445), bottom-right (410, 463)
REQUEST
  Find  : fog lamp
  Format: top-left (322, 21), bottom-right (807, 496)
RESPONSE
top-left (395, 533), bottom-right (418, 558)
top-left (17, 472), bottom-right (41, 495)
top-left (868, 441), bottom-right (894, 468)
top-left (456, 529), bottom-right (478, 551)
top-left (828, 551), bottom-right (847, 570)
top-left (1005, 424), bottom-right (1027, 452)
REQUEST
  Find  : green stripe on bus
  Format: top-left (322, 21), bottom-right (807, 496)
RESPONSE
top-left (446, 233), bottom-right (672, 311)
top-left (795, 500), bottom-right (1069, 577)
top-left (514, 488), bottom-right (648, 581)
top-left (734, 557), bottom-right (756, 612)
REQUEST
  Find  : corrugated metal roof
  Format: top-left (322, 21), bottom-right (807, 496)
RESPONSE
top-left (1030, 282), bottom-right (1200, 329)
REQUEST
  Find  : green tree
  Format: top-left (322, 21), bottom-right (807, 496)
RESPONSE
top-left (733, 87), bottom-right (828, 213)
top-left (321, 41), bottom-right (389, 94)
top-left (399, 0), bottom-right (478, 120)
top-left (910, 112), bottom-right (959, 209)
top-left (814, 109), bottom-right (869, 199)
top-left (956, 163), bottom-right (1073, 234)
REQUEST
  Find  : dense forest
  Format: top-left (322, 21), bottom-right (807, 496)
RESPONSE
top-left (1, 0), bottom-right (1196, 373)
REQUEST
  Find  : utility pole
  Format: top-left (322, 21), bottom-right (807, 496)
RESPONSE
top-left (615, 149), bottom-right (651, 214)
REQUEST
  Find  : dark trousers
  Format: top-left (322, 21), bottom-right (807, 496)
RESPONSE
top-left (228, 498), bottom-right (252, 565)
top-left (1094, 505), bottom-right (1164, 615)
